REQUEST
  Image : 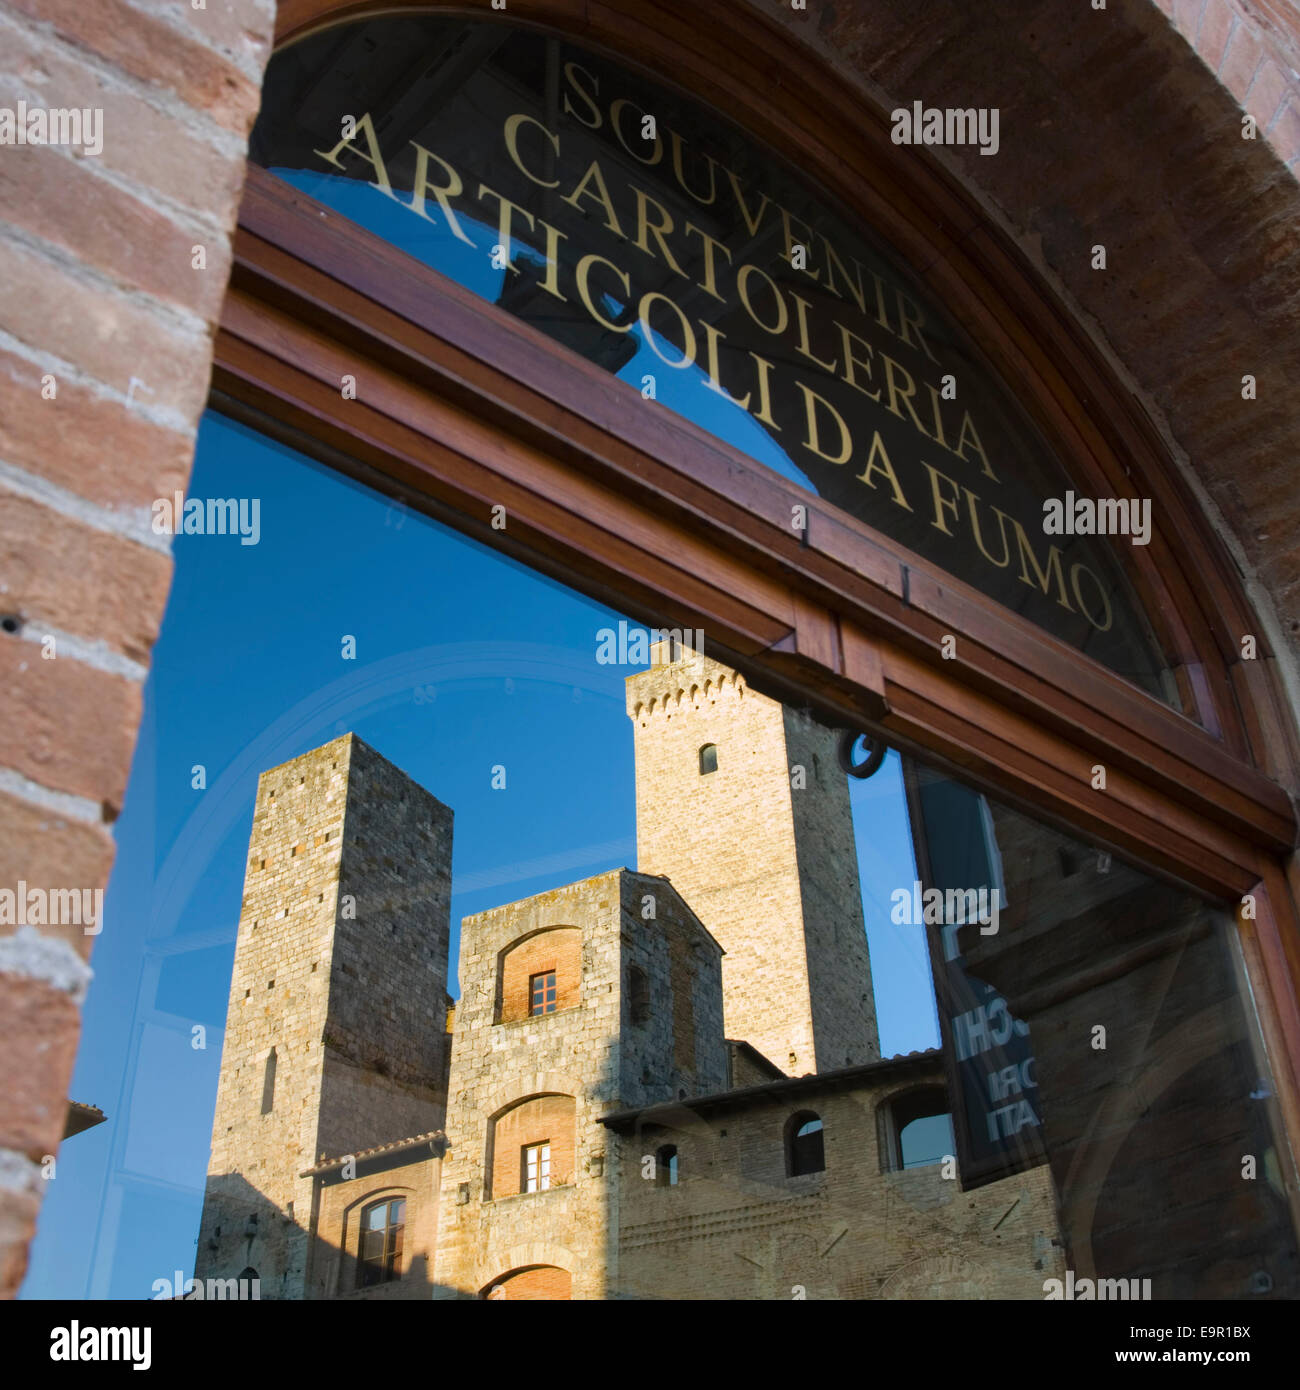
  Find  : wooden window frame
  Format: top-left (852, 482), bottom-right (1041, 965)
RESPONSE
top-left (531, 970), bottom-right (557, 1016)
top-left (523, 1141), bottom-right (552, 1194)
top-left (212, 0), bottom-right (1300, 1202)
top-left (356, 1195), bottom-right (406, 1288)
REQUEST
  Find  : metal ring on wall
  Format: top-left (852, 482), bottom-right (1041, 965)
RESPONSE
top-left (837, 729), bottom-right (887, 780)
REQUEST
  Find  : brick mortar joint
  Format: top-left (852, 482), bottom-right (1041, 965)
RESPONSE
top-left (0, 926), bottom-right (93, 1001)
top-left (0, 6), bottom-right (259, 158)
top-left (0, 214), bottom-right (214, 340)
top-left (0, 459), bottom-right (177, 555)
top-left (18, 622), bottom-right (149, 683)
top-left (0, 106), bottom-right (242, 243)
top-left (0, 324), bottom-right (200, 436)
top-left (121, 0), bottom-right (278, 75)
top-left (0, 764), bottom-right (107, 825)
top-left (0, 1147), bottom-right (45, 1197)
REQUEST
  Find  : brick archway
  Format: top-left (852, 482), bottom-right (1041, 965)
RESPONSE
top-left (267, 0), bottom-right (1300, 781)
top-left (481, 1264), bottom-right (573, 1301)
top-left (5, 0), bottom-right (1300, 1297)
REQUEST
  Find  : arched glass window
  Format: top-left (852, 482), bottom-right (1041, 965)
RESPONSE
top-left (786, 1112), bottom-right (825, 1176)
top-left (655, 1144), bottom-right (679, 1187)
top-left (142, 0), bottom-right (1300, 1311)
top-left (699, 743), bottom-right (718, 775)
top-left (356, 1197), bottom-right (406, 1288)
top-left (250, 13), bottom-right (1177, 704)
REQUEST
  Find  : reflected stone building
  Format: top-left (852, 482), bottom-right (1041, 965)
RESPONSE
top-left (194, 650), bottom-right (1061, 1299)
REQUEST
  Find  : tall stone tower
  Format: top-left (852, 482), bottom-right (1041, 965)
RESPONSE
top-left (195, 734), bottom-right (454, 1298)
top-left (626, 647), bottom-right (878, 1075)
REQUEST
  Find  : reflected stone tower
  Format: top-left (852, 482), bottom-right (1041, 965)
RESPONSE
top-left (194, 734), bottom-right (453, 1298)
top-left (626, 646), bottom-right (879, 1075)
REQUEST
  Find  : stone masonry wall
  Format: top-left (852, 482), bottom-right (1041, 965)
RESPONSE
top-left (433, 868), bottom-right (725, 1299)
top-left (196, 736), bottom-right (354, 1299)
top-left (0, 0), bottom-right (274, 1296)
top-left (195, 733), bottom-right (453, 1298)
top-left (783, 705), bottom-right (880, 1067)
top-left (318, 735), bottom-right (453, 1158)
top-left (612, 1068), bottom-right (1065, 1300)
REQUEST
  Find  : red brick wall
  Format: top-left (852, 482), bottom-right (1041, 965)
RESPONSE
top-left (0, 0), bottom-right (273, 1296)
top-left (489, 1094), bottom-right (575, 1199)
top-left (483, 1264), bottom-right (571, 1300)
top-left (497, 927), bottom-right (580, 1023)
top-left (1159, 0), bottom-right (1300, 170)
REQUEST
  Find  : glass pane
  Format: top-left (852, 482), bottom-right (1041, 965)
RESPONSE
top-left (30, 408), bottom-right (1293, 1303)
top-left (900, 1114), bottom-right (954, 1169)
top-left (250, 15), bottom-right (1179, 707)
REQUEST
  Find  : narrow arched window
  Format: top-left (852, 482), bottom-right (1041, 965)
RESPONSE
top-left (356, 1197), bottom-right (406, 1288)
top-left (699, 743), bottom-right (718, 775)
top-left (786, 1111), bottom-right (825, 1176)
top-left (656, 1144), bottom-right (678, 1187)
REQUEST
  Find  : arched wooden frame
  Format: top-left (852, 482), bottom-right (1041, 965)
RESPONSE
top-left (211, 0), bottom-right (1300, 1186)
top-left (340, 1185), bottom-right (413, 1292)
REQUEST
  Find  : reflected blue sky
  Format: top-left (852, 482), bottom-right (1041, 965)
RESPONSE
top-left (23, 411), bottom-right (936, 1300)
